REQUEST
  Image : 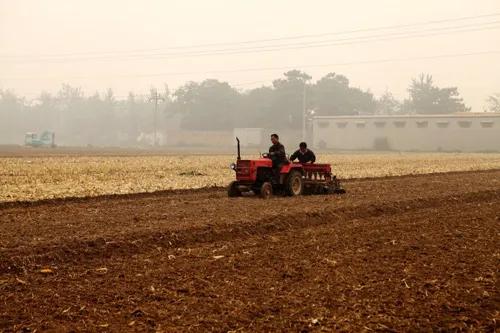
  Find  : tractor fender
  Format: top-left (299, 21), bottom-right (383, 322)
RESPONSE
top-left (280, 163), bottom-right (304, 175)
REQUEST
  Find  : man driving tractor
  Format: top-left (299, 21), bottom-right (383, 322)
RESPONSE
top-left (268, 133), bottom-right (286, 184)
top-left (290, 142), bottom-right (316, 164)
top-left (227, 135), bottom-right (344, 198)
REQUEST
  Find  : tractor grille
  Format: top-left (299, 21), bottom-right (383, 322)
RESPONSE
top-left (236, 160), bottom-right (251, 176)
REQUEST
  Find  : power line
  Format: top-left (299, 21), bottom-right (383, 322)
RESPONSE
top-left (3, 50), bottom-right (498, 81)
top-left (1, 12), bottom-right (499, 62)
top-left (125, 23), bottom-right (500, 60)
top-left (126, 50), bottom-right (500, 78)
top-left (3, 22), bottom-right (499, 65)
top-left (8, 49), bottom-right (498, 99)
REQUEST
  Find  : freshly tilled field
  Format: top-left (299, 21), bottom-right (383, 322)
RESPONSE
top-left (0, 169), bottom-right (498, 332)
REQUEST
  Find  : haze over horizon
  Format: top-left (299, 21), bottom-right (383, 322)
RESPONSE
top-left (1, 0), bottom-right (500, 111)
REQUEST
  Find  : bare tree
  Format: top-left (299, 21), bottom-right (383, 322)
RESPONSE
top-left (486, 93), bottom-right (500, 112)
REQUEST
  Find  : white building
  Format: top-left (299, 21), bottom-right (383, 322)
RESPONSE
top-left (233, 128), bottom-right (265, 147)
top-left (312, 114), bottom-right (500, 152)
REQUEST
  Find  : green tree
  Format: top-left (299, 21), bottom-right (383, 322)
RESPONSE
top-left (85, 89), bottom-right (117, 144)
top-left (31, 91), bottom-right (57, 132)
top-left (237, 86), bottom-right (274, 127)
top-left (172, 79), bottom-right (240, 130)
top-left (407, 74), bottom-right (469, 114)
top-left (271, 70), bottom-right (312, 129)
top-left (312, 72), bottom-right (376, 116)
top-left (0, 90), bottom-right (26, 143)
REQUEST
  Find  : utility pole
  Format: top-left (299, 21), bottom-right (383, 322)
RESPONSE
top-left (149, 89), bottom-right (164, 147)
top-left (302, 80), bottom-right (308, 142)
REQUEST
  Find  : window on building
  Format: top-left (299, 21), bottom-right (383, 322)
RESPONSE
top-left (318, 121), bottom-right (330, 128)
top-left (416, 121), bottom-right (428, 128)
top-left (458, 121), bottom-right (472, 128)
top-left (393, 121), bottom-right (406, 128)
top-left (480, 121), bottom-right (494, 128)
top-left (356, 121), bottom-right (366, 128)
top-left (336, 122), bottom-right (348, 128)
top-left (374, 121), bottom-right (386, 128)
top-left (436, 121), bottom-right (449, 129)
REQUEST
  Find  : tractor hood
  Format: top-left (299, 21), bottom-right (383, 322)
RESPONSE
top-left (231, 158), bottom-right (273, 182)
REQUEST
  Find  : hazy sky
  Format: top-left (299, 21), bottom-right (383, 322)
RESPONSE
top-left (1, 0), bottom-right (499, 111)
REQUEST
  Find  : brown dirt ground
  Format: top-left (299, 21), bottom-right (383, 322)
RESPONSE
top-left (0, 170), bottom-right (499, 332)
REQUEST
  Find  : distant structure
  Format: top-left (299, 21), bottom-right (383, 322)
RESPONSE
top-left (233, 128), bottom-right (265, 147)
top-left (312, 113), bottom-right (500, 152)
top-left (24, 131), bottom-right (56, 148)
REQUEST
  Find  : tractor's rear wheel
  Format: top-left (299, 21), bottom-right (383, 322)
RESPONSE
top-left (260, 182), bottom-right (273, 199)
top-left (286, 170), bottom-right (303, 196)
top-left (228, 181), bottom-right (241, 197)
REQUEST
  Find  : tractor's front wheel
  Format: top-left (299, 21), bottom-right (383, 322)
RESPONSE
top-left (228, 181), bottom-right (241, 197)
top-left (260, 182), bottom-right (273, 199)
top-left (286, 170), bottom-right (303, 196)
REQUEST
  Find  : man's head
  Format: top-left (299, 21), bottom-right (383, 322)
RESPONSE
top-left (299, 142), bottom-right (307, 153)
top-left (271, 133), bottom-right (279, 145)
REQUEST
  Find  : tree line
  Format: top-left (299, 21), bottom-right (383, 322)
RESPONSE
top-left (0, 70), bottom-right (497, 145)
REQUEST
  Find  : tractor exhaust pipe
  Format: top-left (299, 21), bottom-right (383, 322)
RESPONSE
top-left (236, 137), bottom-right (241, 160)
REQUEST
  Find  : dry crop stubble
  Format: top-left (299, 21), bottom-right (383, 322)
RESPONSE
top-left (1, 153), bottom-right (500, 202)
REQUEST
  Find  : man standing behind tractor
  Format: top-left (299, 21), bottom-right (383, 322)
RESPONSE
top-left (268, 133), bottom-right (286, 183)
top-left (290, 142), bottom-right (316, 164)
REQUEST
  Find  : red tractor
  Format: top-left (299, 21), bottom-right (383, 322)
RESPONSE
top-left (228, 138), bottom-right (345, 198)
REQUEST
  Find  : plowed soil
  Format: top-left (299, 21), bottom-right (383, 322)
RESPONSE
top-left (1, 170), bottom-right (499, 332)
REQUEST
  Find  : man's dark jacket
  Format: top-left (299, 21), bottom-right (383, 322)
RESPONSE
top-left (290, 149), bottom-right (316, 163)
top-left (269, 143), bottom-right (286, 166)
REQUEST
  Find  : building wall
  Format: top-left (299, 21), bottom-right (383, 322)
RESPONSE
top-left (233, 128), bottom-right (265, 147)
top-left (312, 115), bottom-right (500, 152)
